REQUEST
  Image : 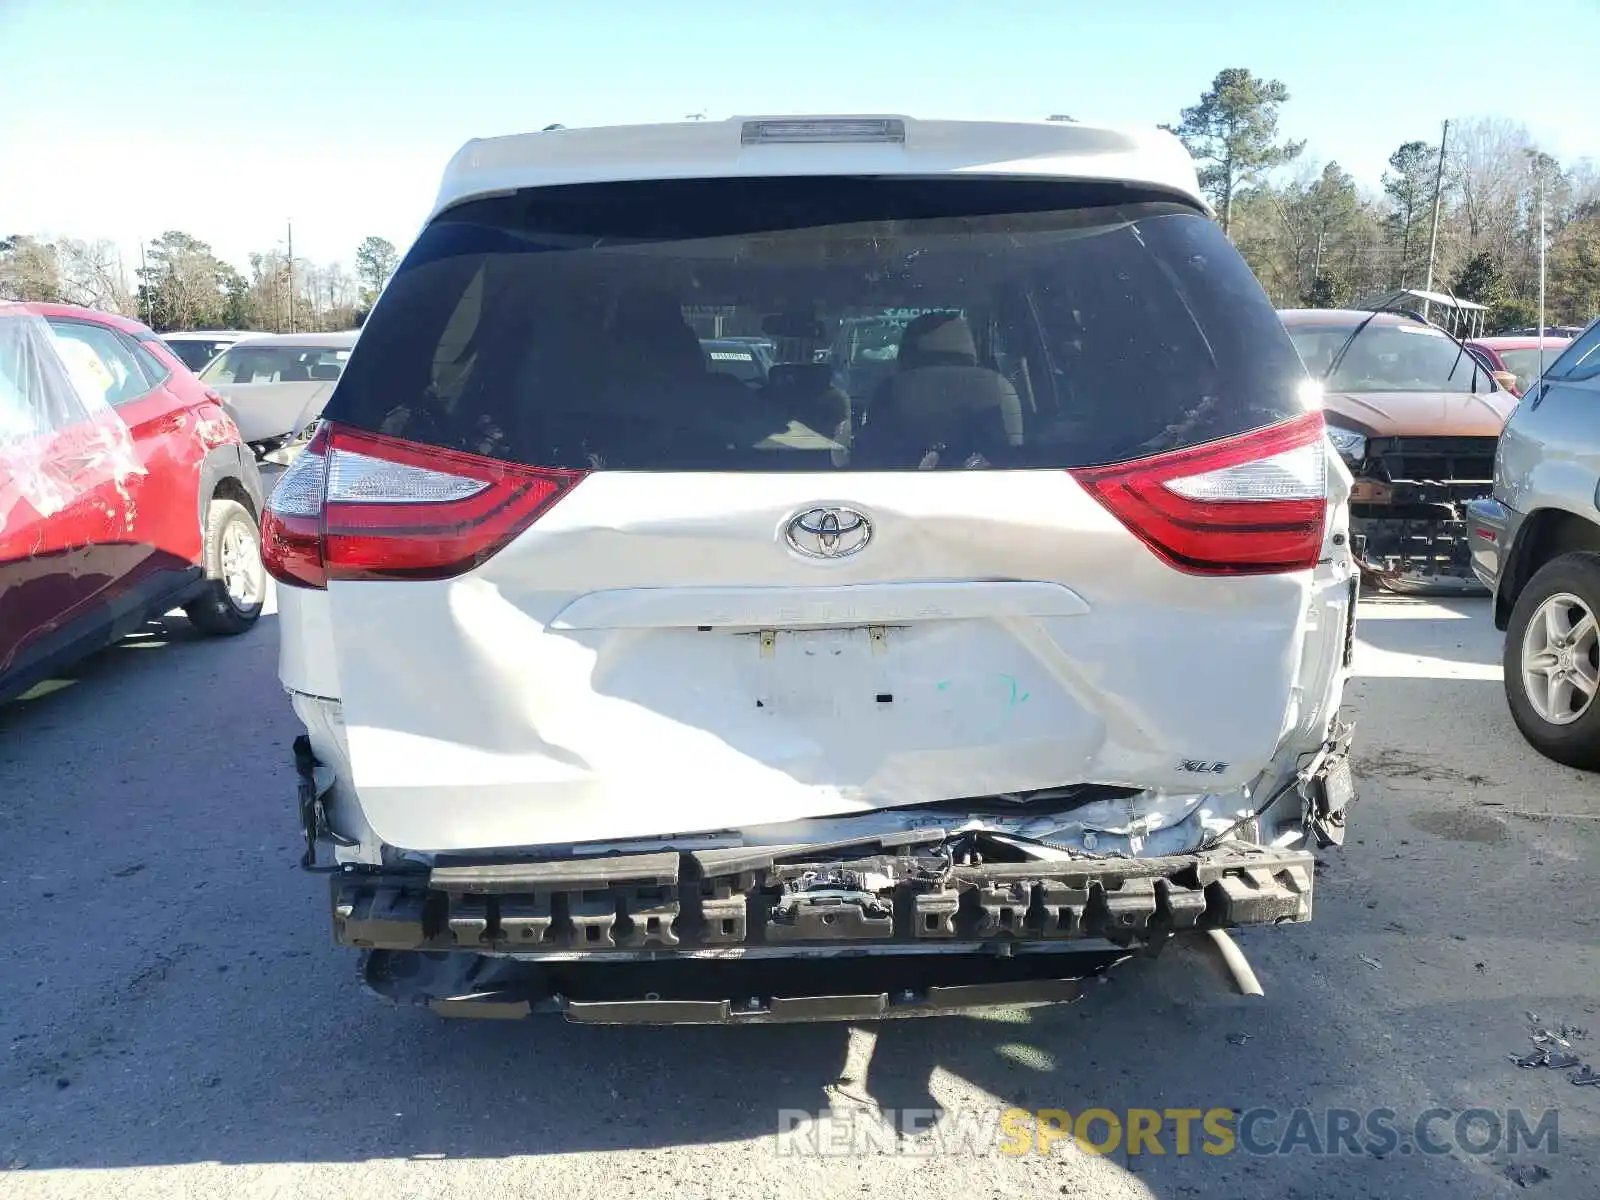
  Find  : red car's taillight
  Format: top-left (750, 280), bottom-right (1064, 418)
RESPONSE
top-left (1068, 412), bottom-right (1329, 575)
top-left (260, 423), bottom-right (585, 590)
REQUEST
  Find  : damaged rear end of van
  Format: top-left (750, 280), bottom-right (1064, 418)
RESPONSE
top-left (264, 116), bottom-right (1357, 1022)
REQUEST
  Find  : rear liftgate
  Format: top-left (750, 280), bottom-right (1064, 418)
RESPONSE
top-left (332, 831), bottom-right (1314, 1023)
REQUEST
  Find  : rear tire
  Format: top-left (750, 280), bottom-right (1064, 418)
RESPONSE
top-left (1503, 552), bottom-right (1600, 768)
top-left (185, 498), bottom-right (264, 637)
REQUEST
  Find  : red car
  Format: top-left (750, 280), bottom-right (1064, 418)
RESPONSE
top-left (1465, 335), bottom-right (1573, 397)
top-left (0, 302), bottom-right (266, 703)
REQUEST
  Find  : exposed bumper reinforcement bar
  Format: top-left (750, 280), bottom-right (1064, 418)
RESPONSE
top-left (332, 840), bottom-right (1312, 958)
top-left (338, 834), bottom-right (1313, 1023)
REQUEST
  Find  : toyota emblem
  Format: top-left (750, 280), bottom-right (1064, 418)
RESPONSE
top-left (786, 506), bottom-right (873, 559)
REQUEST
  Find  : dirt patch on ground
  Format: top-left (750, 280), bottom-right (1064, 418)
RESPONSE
top-left (1355, 747), bottom-right (1494, 788)
top-left (1407, 807), bottom-right (1509, 844)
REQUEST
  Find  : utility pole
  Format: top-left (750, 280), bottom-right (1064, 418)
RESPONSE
top-left (1536, 155), bottom-right (1548, 382)
top-left (138, 241), bottom-right (148, 325)
top-left (286, 219), bottom-right (295, 333)
top-left (1311, 227), bottom-right (1326, 299)
top-left (1421, 119), bottom-right (1450, 320)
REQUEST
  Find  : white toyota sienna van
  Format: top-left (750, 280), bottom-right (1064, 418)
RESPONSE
top-left (263, 115), bottom-right (1357, 1022)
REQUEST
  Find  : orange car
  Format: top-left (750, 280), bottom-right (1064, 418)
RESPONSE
top-left (1280, 308), bottom-right (1516, 592)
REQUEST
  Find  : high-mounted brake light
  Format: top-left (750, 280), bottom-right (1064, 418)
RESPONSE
top-left (1068, 412), bottom-right (1329, 576)
top-left (741, 118), bottom-right (906, 145)
top-left (259, 423), bottom-right (585, 590)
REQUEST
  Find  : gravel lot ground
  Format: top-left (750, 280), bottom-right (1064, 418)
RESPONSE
top-left (2, 575), bottom-right (1596, 1198)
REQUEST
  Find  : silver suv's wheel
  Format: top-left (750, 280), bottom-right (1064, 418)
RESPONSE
top-left (1504, 552), bottom-right (1600, 767)
top-left (1519, 591), bottom-right (1599, 724)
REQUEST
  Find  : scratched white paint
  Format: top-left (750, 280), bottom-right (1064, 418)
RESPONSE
top-left (282, 466), bottom-right (1354, 853)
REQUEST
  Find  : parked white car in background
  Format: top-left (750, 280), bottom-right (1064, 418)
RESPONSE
top-left (261, 115), bottom-right (1358, 1022)
top-left (158, 329), bottom-right (263, 372)
top-left (199, 329), bottom-right (358, 456)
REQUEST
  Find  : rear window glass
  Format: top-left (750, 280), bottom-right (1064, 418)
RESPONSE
top-left (201, 345), bottom-right (349, 384)
top-left (165, 339), bottom-right (229, 371)
top-left (701, 340), bottom-right (769, 383)
top-left (325, 178), bottom-right (1307, 471)
top-left (1544, 322), bottom-right (1600, 384)
top-left (1494, 347), bottom-right (1564, 394)
top-left (1286, 321), bottom-right (1484, 394)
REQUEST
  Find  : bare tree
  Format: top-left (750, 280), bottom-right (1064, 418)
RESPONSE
top-left (247, 249), bottom-right (291, 333)
top-left (297, 262), bottom-right (323, 329)
top-left (1448, 117), bottom-right (1530, 257)
top-left (323, 262), bottom-right (359, 323)
top-left (56, 239), bottom-right (133, 313)
top-left (1571, 159), bottom-right (1600, 217)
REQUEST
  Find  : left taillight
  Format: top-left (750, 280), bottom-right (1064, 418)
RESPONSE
top-left (260, 426), bottom-right (330, 588)
top-left (259, 423), bottom-right (585, 590)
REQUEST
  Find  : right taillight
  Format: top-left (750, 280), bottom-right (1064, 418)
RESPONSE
top-left (260, 422), bottom-right (585, 590)
top-left (1068, 412), bottom-right (1328, 575)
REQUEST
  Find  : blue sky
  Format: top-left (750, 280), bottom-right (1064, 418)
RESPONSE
top-left (2, 0), bottom-right (1595, 271)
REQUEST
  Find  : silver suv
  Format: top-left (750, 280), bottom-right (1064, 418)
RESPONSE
top-left (260, 116), bottom-right (1358, 1022)
top-left (1467, 319), bottom-right (1600, 765)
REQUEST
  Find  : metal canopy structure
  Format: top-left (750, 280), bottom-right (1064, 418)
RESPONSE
top-left (1354, 289), bottom-right (1491, 339)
